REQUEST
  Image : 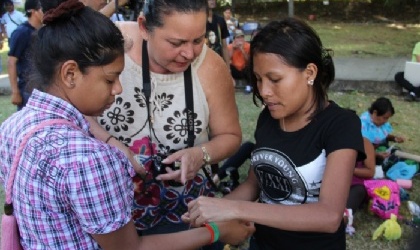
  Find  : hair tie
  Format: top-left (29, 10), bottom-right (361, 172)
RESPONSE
top-left (43, 0), bottom-right (85, 25)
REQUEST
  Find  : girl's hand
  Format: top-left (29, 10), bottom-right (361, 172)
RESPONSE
top-left (394, 136), bottom-right (405, 143)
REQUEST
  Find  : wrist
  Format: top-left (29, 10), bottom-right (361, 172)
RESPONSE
top-left (201, 146), bottom-right (211, 165)
top-left (203, 222), bottom-right (220, 244)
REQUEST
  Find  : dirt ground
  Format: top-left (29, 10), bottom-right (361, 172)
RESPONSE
top-left (231, 1), bottom-right (420, 25)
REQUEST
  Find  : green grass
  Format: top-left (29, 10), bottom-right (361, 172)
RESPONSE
top-left (313, 22), bottom-right (420, 58)
top-left (1, 40), bottom-right (9, 75)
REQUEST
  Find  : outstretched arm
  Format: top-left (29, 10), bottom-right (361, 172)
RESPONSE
top-left (187, 149), bottom-right (357, 233)
top-left (92, 220), bottom-right (254, 250)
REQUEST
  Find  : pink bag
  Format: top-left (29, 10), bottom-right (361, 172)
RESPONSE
top-left (1, 213), bottom-right (22, 250)
top-left (364, 179), bottom-right (400, 219)
top-left (1, 119), bottom-right (74, 250)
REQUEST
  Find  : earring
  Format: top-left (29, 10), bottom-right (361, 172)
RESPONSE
top-left (308, 79), bottom-right (314, 85)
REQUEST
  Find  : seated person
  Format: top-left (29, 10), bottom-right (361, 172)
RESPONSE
top-left (360, 97), bottom-right (405, 164)
top-left (227, 29), bottom-right (250, 91)
top-left (394, 42), bottom-right (420, 102)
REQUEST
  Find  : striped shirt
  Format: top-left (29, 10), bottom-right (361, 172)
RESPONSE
top-left (0, 89), bottom-right (135, 249)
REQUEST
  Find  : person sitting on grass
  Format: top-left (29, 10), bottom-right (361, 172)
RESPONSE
top-left (360, 97), bottom-right (405, 164)
top-left (394, 42), bottom-right (420, 102)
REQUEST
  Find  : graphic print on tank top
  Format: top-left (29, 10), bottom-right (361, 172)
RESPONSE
top-left (252, 147), bottom-right (327, 205)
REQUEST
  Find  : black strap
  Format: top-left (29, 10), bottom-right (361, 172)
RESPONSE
top-left (142, 40), bottom-right (194, 143)
top-left (141, 40), bottom-right (219, 191)
top-left (7, 13), bottom-right (19, 27)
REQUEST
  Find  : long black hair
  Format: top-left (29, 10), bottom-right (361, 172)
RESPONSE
top-left (250, 17), bottom-right (335, 118)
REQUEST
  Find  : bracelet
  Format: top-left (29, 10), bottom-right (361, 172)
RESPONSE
top-left (105, 135), bottom-right (115, 144)
top-left (204, 222), bottom-right (220, 244)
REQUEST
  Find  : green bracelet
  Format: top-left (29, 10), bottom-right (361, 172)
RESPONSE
top-left (209, 222), bottom-right (220, 243)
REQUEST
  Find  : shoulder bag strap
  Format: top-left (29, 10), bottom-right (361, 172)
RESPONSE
top-left (7, 13), bottom-right (19, 27)
top-left (4, 119), bottom-right (76, 208)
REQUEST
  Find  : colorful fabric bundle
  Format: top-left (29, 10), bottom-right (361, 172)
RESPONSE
top-left (364, 179), bottom-right (400, 219)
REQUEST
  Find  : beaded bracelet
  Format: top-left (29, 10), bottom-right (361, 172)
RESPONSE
top-left (105, 135), bottom-right (115, 144)
top-left (204, 222), bottom-right (220, 244)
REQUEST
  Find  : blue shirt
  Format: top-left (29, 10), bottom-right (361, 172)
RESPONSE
top-left (360, 111), bottom-right (393, 145)
top-left (8, 21), bottom-right (35, 93)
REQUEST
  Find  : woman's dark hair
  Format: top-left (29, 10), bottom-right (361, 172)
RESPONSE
top-left (368, 97), bottom-right (395, 116)
top-left (250, 17), bottom-right (335, 118)
top-left (142, 0), bottom-right (208, 32)
top-left (28, 0), bottom-right (124, 91)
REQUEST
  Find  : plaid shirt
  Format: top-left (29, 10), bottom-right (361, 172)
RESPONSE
top-left (0, 89), bottom-right (135, 249)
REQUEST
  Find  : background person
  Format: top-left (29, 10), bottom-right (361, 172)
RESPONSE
top-left (206, 0), bottom-right (230, 66)
top-left (0, 0), bottom-right (27, 39)
top-left (7, 0), bottom-right (43, 110)
top-left (86, 0), bottom-right (242, 243)
top-left (184, 17), bottom-right (366, 250)
top-left (394, 42), bottom-right (420, 102)
top-left (227, 29), bottom-right (250, 91)
top-left (222, 5), bottom-right (238, 44)
top-left (206, 30), bottom-right (222, 57)
top-left (0, 0), bottom-right (253, 249)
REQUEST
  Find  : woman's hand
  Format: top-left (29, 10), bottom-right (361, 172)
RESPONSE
top-left (157, 147), bottom-right (204, 185)
top-left (183, 196), bottom-right (239, 227)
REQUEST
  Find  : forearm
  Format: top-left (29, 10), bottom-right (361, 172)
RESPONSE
top-left (200, 133), bottom-right (241, 165)
top-left (387, 134), bottom-right (404, 143)
top-left (138, 228), bottom-right (212, 250)
top-left (233, 201), bottom-right (343, 233)
top-left (7, 59), bottom-right (19, 93)
top-left (353, 167), bottom-right (375, 179)
top-left (99, 0), bottom-right (128, 18)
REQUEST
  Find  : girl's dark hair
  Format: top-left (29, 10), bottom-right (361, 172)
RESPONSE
top-left (368, 97), bottom-right (395, 116)
top-left (28, 0), bottom-right (124, 91)
top-left (142, 0), bottom-right (208, 32)
top-left (250, 17), bottom-right (335, 118)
